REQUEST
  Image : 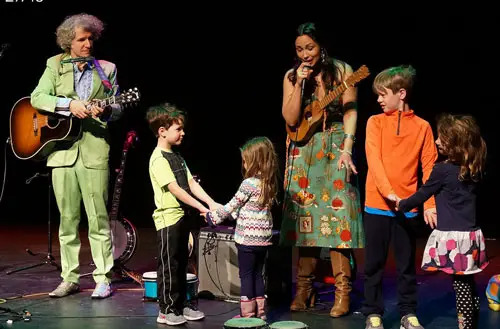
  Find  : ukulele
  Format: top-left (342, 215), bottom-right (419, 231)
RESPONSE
top-left (286, 65), bottom-right (369, 142)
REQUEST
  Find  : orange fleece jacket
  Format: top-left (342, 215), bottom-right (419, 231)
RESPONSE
top-left (365, 110), bottom-right (437, 212)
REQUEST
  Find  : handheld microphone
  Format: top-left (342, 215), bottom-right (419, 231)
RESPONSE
top-left (300, 65), bottom-right (314, 99)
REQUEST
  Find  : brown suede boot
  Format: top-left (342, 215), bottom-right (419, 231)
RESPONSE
top-left (255, 296), bottom-right (267, 320)
top-left (290, 255), bottom-right (317, 311)
top-left (329, 249), bottom-right (352, 317)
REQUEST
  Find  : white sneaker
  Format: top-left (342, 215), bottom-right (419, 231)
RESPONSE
top-left (157, 310), bottom-right (187, 325)
top-left (183, 304), bottom-right (205, 321)
top-left (91, 282), bottom-right (112, 299)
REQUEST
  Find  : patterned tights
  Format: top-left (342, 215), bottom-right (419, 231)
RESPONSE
top-left (453, 275), bottom-right (479, 329)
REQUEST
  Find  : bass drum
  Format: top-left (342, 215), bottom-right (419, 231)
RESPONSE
top-left (110, 217), bottom-right (138, 265)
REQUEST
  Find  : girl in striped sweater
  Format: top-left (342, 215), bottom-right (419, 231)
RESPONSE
top-left (207, 136), bottom-right (279, 320)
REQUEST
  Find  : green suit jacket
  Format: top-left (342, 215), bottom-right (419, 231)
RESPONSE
top-left (31, 53), bottom-right (119, 169)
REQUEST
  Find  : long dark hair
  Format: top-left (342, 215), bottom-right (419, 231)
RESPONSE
top-left (240, 137), bottom-right (279, 207)
top-left (287, 22), bottom-right (344, 91)
top-left (437, 114), bottom-right (487, 182)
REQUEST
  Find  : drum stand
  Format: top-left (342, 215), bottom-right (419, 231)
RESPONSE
top-left (6, 172), bottom-right (61, 275)
top-left (113, 263), bottom-right (143, 285)
top-left (80, 219), bottom-right (142, 284)
top-left (81, 261), bottom-right (143, 284)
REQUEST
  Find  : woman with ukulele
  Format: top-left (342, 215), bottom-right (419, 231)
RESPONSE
top-left (280, 22), bottom-right (364, 318)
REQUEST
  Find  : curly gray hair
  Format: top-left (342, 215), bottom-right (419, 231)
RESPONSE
top-left (56, 13), bottom-right (104, 52)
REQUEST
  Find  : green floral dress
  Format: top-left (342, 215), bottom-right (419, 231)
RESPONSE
top-left (280, 81), bottom-right (365, 249)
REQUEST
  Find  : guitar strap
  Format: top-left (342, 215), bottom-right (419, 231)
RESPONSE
top-left (57, 55), bottom-right (116, 94)
top-left (92, 59), bottom-right (114, 93)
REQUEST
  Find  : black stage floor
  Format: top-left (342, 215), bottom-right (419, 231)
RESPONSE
top-left (1, 223), bottom-right (499, 329)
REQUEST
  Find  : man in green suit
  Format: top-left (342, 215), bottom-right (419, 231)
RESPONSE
top-left (31, 13), bottom-right (122, 299)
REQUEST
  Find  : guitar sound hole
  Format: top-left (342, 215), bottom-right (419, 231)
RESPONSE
top-left (305, 111), bottom-right (312, 119)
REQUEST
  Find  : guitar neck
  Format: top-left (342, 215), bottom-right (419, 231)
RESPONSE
top-left (318, 81), bottom-right (349, 110)
top-left (89, 96), bottom-right (118, 109)
top-left (108, 150), bottom-right (129, 221)
top-left (85, 87), bottom-right (140, 111)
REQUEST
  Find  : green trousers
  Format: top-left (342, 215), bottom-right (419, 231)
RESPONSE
top-left (52, 155), bottom-right (113, 284)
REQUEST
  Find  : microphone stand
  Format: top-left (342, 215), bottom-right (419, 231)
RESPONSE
top-left (6, 172), bottom-right (61, 275)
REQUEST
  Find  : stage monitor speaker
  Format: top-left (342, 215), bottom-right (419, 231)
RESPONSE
top-left (197, 226), bottom-right (240, 300)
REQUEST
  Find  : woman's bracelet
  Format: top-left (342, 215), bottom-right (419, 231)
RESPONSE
top-left (344, 133), bottom-right (356, 142)
top-left (341, 149), bottom-right (352, 156)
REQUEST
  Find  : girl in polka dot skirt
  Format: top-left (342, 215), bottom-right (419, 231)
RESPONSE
top-left (397, 114), bottom-right (488, 329)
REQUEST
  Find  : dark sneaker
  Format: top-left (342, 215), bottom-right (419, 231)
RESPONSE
top-left (49, 281), bottom-right (80, 298)
top-left (183, 304), bottom-right (205, 321)
top-left (157, 310), bottom-right (187, 325)
top-left (366, 314), bottom-right (384, 329)
top-left (91, 282), bottom-right (112, 299)
top-left (400, 314), bottom-right (424, 329)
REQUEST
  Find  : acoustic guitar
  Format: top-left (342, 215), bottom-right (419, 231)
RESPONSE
top-left (9, 88), bottom-right (140, 160)
top-left (286, 65), bottom-right (370, 142)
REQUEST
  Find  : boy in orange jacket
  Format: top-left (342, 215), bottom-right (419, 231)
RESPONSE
top-left (362, 65), bottom-right (437, 329)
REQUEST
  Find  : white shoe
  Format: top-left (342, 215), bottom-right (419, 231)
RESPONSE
top-left (91, 282), bottom-right (112, 299)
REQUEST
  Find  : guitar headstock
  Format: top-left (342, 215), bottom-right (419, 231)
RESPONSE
top-left (345, 65), bottom-right (370, 87)
top-left (123, 130), bottom-right (138, 151)
top-left (117, 87), bottom-right (141, 106)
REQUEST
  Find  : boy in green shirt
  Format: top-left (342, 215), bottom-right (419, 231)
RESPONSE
top-left (147, 103), bottom-right (220, 325)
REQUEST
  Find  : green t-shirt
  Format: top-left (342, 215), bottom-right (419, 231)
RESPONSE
top-left (148, 147), bottom-right (193, 230)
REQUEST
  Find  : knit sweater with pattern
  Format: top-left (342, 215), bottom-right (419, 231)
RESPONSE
top-left (211, 177), bottom-right (273, 246)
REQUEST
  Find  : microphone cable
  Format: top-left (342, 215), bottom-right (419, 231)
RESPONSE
top-left (0, 138), bottom-right (10, 204)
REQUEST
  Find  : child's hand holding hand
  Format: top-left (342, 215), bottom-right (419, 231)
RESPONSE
top-left (395, 199), bottom-right (401, 211)
top-left (198, 205), bottom-right (210, 215)
top-left (199, 211), bottom-right (209, 225)
top-left (208, 202), bottom-right (223, 211)
top-left (424, 208), bottom-right (437, 229)
top-left (387, 193), bottom-right (401, 203)
top-left (387, 193), bottom-right (402, 210)
top-left (203, 211), bottom-right (217, 227)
